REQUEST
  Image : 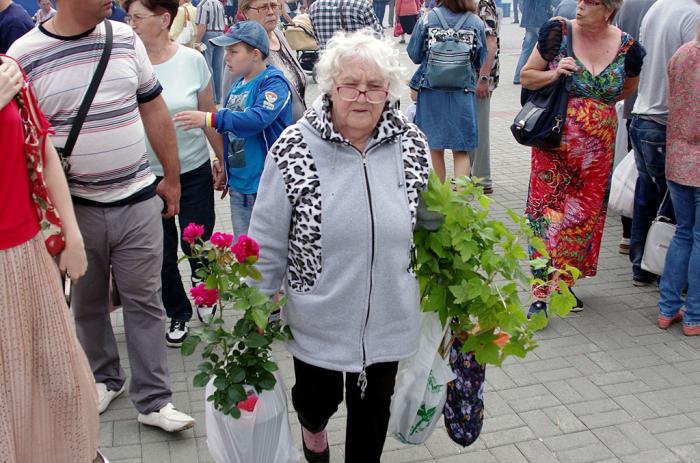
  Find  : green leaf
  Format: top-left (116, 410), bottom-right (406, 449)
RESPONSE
top-left (193, 371), bottom-right (210, 388)
top-left (180, 334), bottom-right (201, 356)
top-left (251, 308), bottom-right (269, 331)
top-left (205, 274), bottom-right (218, 290)
top-left (213, 376), bottom-right (227, 390)
top-left (245, 332), bottom-right (268, 348)
top-left (247, 266), bottom-right (263, 281)
top-left (262, 360), bottom-right (279, 372)
top-left (227, 385), bottom-right (247, 404)
top-left (228, 367), bottom-right (246, 383)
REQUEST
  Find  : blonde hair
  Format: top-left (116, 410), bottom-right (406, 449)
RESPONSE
top-left (315, 30), bottom-right (405, 102)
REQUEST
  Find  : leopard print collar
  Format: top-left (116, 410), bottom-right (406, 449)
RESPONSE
top-left (304, 94), bottom-right (412, 146)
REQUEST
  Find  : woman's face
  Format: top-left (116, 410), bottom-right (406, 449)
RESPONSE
top-left (127, 1), bottom-right (168, 42)
top-left (330, 58), bottom-right (389, 141)
top-left (575, 0), bottom-right (613, 26)
top-left (244, 0), bottom-right (280, 33)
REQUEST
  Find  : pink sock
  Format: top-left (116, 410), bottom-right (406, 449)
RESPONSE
top-left (302, 426), bottom-right (328, 453)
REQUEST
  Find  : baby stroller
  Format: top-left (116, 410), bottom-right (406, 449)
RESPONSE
top-left (284, 14), bottom-right (320, 78)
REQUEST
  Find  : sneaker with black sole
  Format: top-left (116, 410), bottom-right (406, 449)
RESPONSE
top-left (527, 301), bottom-right (548, 319)
top-left (619, 238), bottom-right (630, 255)
top-left (632, 276), bottom-right (656, 287)
top-left (166, 320), bottom-right (188, 348)
top-left (196, 303), bottom-right (218, 322)
top-left (301, 426), bottom-right (330, 463)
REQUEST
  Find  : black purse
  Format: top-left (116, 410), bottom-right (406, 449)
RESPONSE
top-left (510, 20), bottom-right (573, 150)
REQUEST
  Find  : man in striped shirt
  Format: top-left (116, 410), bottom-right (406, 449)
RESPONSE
top-left (8, 0), bottom-right (196, 433)
top-left (195, 0), bottom-right (226, 103)
top-left (308, 0), bottom-right (383, 50)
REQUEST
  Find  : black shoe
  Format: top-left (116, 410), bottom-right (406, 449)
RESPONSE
top-left (569, 289), bottom-right (583, 313)
top-left (301, 426), bottom-right (330, 463)
top-left (165, 320), bottom-right (188, 348)
top-left (632, 276), bottom-right (656, 287)
top-left (527, 301), bottom-right (548, 319)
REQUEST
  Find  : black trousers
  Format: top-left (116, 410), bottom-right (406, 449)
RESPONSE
top-left (157, 161), bottom-right (215, 321)
top-left (291, 357), bottom-right (399, 463)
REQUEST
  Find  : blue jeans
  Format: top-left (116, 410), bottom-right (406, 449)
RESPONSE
top-left (513, 0), bottom-right (519, 21)
top-left (158, 161), bottom-right (215, 321)
top-left (229, 189), bottom-right (257, 239)
top-left (203, 31), bottom-right (224, 104)
top-left (514, 27), bottom-right (539, 84)
top-left (373, 0), bottom-right (388, 26)
top-left (629, 116), bottom-right (675, 281)
top-left (658, 181), bottom-right (700, 326)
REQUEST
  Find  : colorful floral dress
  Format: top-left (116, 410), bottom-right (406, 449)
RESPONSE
top-left (526, 19), bottom-right (644, 298)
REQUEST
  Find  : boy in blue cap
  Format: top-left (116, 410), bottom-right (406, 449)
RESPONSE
top-left (174, 20), bottom-right (292, 238)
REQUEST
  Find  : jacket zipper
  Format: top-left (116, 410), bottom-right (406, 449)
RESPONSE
top-left (346, 142), bottom-right (379, 399)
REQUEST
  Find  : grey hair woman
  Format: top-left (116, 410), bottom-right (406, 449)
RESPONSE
top-left (246, 30), bottom-right (432, 463)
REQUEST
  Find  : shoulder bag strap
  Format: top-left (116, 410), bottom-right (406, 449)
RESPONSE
top-left (61, 19), bottom-right (113, 159)
top-left (432, 8), bottom-right (450, 29)
top-left (565, 20), bottom-right (574, 58)
top-left (453, 11), bottom-right (470, 31)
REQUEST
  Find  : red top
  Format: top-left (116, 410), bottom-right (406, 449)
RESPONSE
top-left (0, 98), bottom-right (40, 250)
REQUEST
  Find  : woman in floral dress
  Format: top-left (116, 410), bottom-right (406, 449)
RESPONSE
top-left (520, 0), bottom-right (645, 317)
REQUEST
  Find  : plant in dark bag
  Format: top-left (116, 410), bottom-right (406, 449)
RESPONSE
top-left (424, 8), bottom-right (475, 90)
top-left (511, 20), bottom-right (573, 150)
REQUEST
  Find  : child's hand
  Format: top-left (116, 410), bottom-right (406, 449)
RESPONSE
top-left (173, 110), bottom-right (207, 130)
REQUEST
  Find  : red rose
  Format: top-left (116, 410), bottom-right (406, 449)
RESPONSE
top-left (236, 394), bottom-right (258, 413)
top-left (210, 232), bottom-right (234, 249)
top-left (45, 233), bottom-right (65, 257)
top-left (182, 223), bottom-right (205, 244)
top-left (45, 207), bottom-right (61, 226)
top-left (231, 235), bottom-right (259, 263)
top-left (493, 332), bottom-right (510, 348)
top-left (190, 283), bottom-right (218, 307)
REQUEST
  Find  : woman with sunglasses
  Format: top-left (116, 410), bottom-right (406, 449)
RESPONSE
top-left (246, 31), bottom-right (432, 463)
top-left (520, 0), bottom-right (645, 317)
top-left (125, 0), bottom-right (225, 346)
top-left (227, 0), bottom-right (307, 121)
top-left (0, 56), bottom-right (103, 463)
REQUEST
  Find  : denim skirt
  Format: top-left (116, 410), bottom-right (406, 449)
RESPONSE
top-left (415, 87), bottom-right (478, 151)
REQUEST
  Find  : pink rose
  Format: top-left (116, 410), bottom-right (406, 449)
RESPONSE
top-left (231, 234), bottom-right (260, 263)
top-left (210, 232), bottom-right (234, 249)
top-left (182, 223), bottom-right (205, 244)
top-left (236, 393), bottom-right (258, 412)
top-left (190, 283), bottom-right (218, 307)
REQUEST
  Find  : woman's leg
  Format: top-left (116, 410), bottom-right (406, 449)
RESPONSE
top-left (344, 362), bottom-right (399, 463)
top-left (453, 150), bottom-right (472, 179)
top-left (658, 181), bottom-right (693, 319)
top-left (430, 148), bottom-right (446, 182)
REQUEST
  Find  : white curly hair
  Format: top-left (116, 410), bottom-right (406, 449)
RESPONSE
top-left (315, 29), bottom-right (405, 103)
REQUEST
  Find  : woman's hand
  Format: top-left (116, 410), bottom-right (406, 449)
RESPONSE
top-left (0, 59), bottom-right (23, 109)
top-left (58, 237), bottom-right (88, 282)
top-left (555, 57), bottom-right (579, 77)
top-left (173, 110), bottom-right (207, 130)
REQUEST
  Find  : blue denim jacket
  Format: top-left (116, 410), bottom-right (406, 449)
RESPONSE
top-left (407, 7), bottom-right (487, 91)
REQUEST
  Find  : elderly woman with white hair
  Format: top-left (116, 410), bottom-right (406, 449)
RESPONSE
top-left (247, 30), bottom-right (431, 463)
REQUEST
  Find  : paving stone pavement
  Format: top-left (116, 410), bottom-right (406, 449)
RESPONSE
top-left (98, 19), bottom-right (700, 463)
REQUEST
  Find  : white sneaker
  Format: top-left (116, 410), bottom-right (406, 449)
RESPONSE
top-left (96, 383), bottom-right (125, 414)
top-left (137, 403), bottom-right (195, 432)
top-left (165, 320), bottom-right (188, 348)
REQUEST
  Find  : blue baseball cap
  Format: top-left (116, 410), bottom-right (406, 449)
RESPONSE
top-left (209, 21), bottom-right (270, 58)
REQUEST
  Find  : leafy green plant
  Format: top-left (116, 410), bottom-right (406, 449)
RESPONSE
top-left (414, 173), bottom-right (579, 366)
top-left (179, 225), bottom-right (291, 419)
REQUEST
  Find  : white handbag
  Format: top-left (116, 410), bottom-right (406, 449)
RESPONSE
top-left (641, 191), bottom-right (675, 276)
top-left (175, 6), bottom-right (195, 45)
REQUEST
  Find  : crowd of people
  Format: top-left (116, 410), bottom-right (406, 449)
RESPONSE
top-left (1, 0), bottom-right (699, 461)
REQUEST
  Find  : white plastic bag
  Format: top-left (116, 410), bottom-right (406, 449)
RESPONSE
top-left (205, 371), bottom-right (300, 463)
top-left (389, 312), bottom-right (455, 445)
top-left (609, 150), bottom-right (637, 218)
top-left (613, 101), bottom-right (628, 168)
top-left (175, 7), bottom-right (195, 45)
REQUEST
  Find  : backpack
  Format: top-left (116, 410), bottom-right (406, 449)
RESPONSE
top-left (424, 8), bottom-right (474, 90)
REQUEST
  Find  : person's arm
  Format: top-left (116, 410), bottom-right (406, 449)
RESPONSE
top-left (140, 95), bottom-right (181, 217)
top-left (195, 3), bottom-right (208, 46)
top-left (476, 34), bottom-right (497, 99)
top-left (520, 46), bottom-right (577, 90)
top-left (170, 6), bottom-right (185, 41)
top-left (197, 79), bottom-right (226, 189)
top-left (619, 76), bottom-right (639, 101)
top-left (42, 138), bottom-right (88, 280)
top-left (280, 0), bottom-right (294, 23)
top-left (0, 59), bottom-right (22, 108)
top-left (406, 15), bottom-right (427, 64)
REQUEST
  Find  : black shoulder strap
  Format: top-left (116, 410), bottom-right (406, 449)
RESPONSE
top-left (61, 19), bottom-right (113, 158)
top-left (565, 20), bottom-right (574, 59)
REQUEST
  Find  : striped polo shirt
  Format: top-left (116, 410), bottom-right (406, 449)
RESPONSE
top-left (195, 0), bottom-right (226, 32)
top-left (8, 20), bottom-right (162, 205)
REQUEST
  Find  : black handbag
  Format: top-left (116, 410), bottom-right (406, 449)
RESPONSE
top-left (510, 20), bottom-right (573, 150)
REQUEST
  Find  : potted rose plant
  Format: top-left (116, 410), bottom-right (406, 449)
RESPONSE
top-left (178, 225), bottom-right (298, 462)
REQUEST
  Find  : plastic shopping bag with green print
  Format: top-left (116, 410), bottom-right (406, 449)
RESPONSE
top-left (389, 312), bottom-right (455, 444)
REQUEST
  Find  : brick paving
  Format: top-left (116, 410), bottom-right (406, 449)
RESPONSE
top-left (98, 20), bottom-right (700, 463)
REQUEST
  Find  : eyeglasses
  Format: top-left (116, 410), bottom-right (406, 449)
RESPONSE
top-left (336, 86), bottom-right (388, 104)
top-left (577, 0), bottom-right (602, 5)
top-left (125, 13), bottom-right (158, 24)
top-left (247, 3), bottom-right (280, 12)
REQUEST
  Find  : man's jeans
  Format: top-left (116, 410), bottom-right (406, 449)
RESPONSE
top-left (513, 0), bottom-right (519, 21)
top-left (658, 181), bottom-right (700, 326)
top-left (373, 0), bottom-right (388, 26)
top-left (159, 161), bottom-right (215, 322)
top-left (203, 31), bottom-right (224, 104)
top-left (229, 189), bottom-right (257, 239)
top-left (629, 116), bottom-right (675, 281)
top-left (514, 27), bottom-right (538, 84)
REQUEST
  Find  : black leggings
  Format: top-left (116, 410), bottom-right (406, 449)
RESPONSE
top-left (291, 358), bottom-right (399, 463)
